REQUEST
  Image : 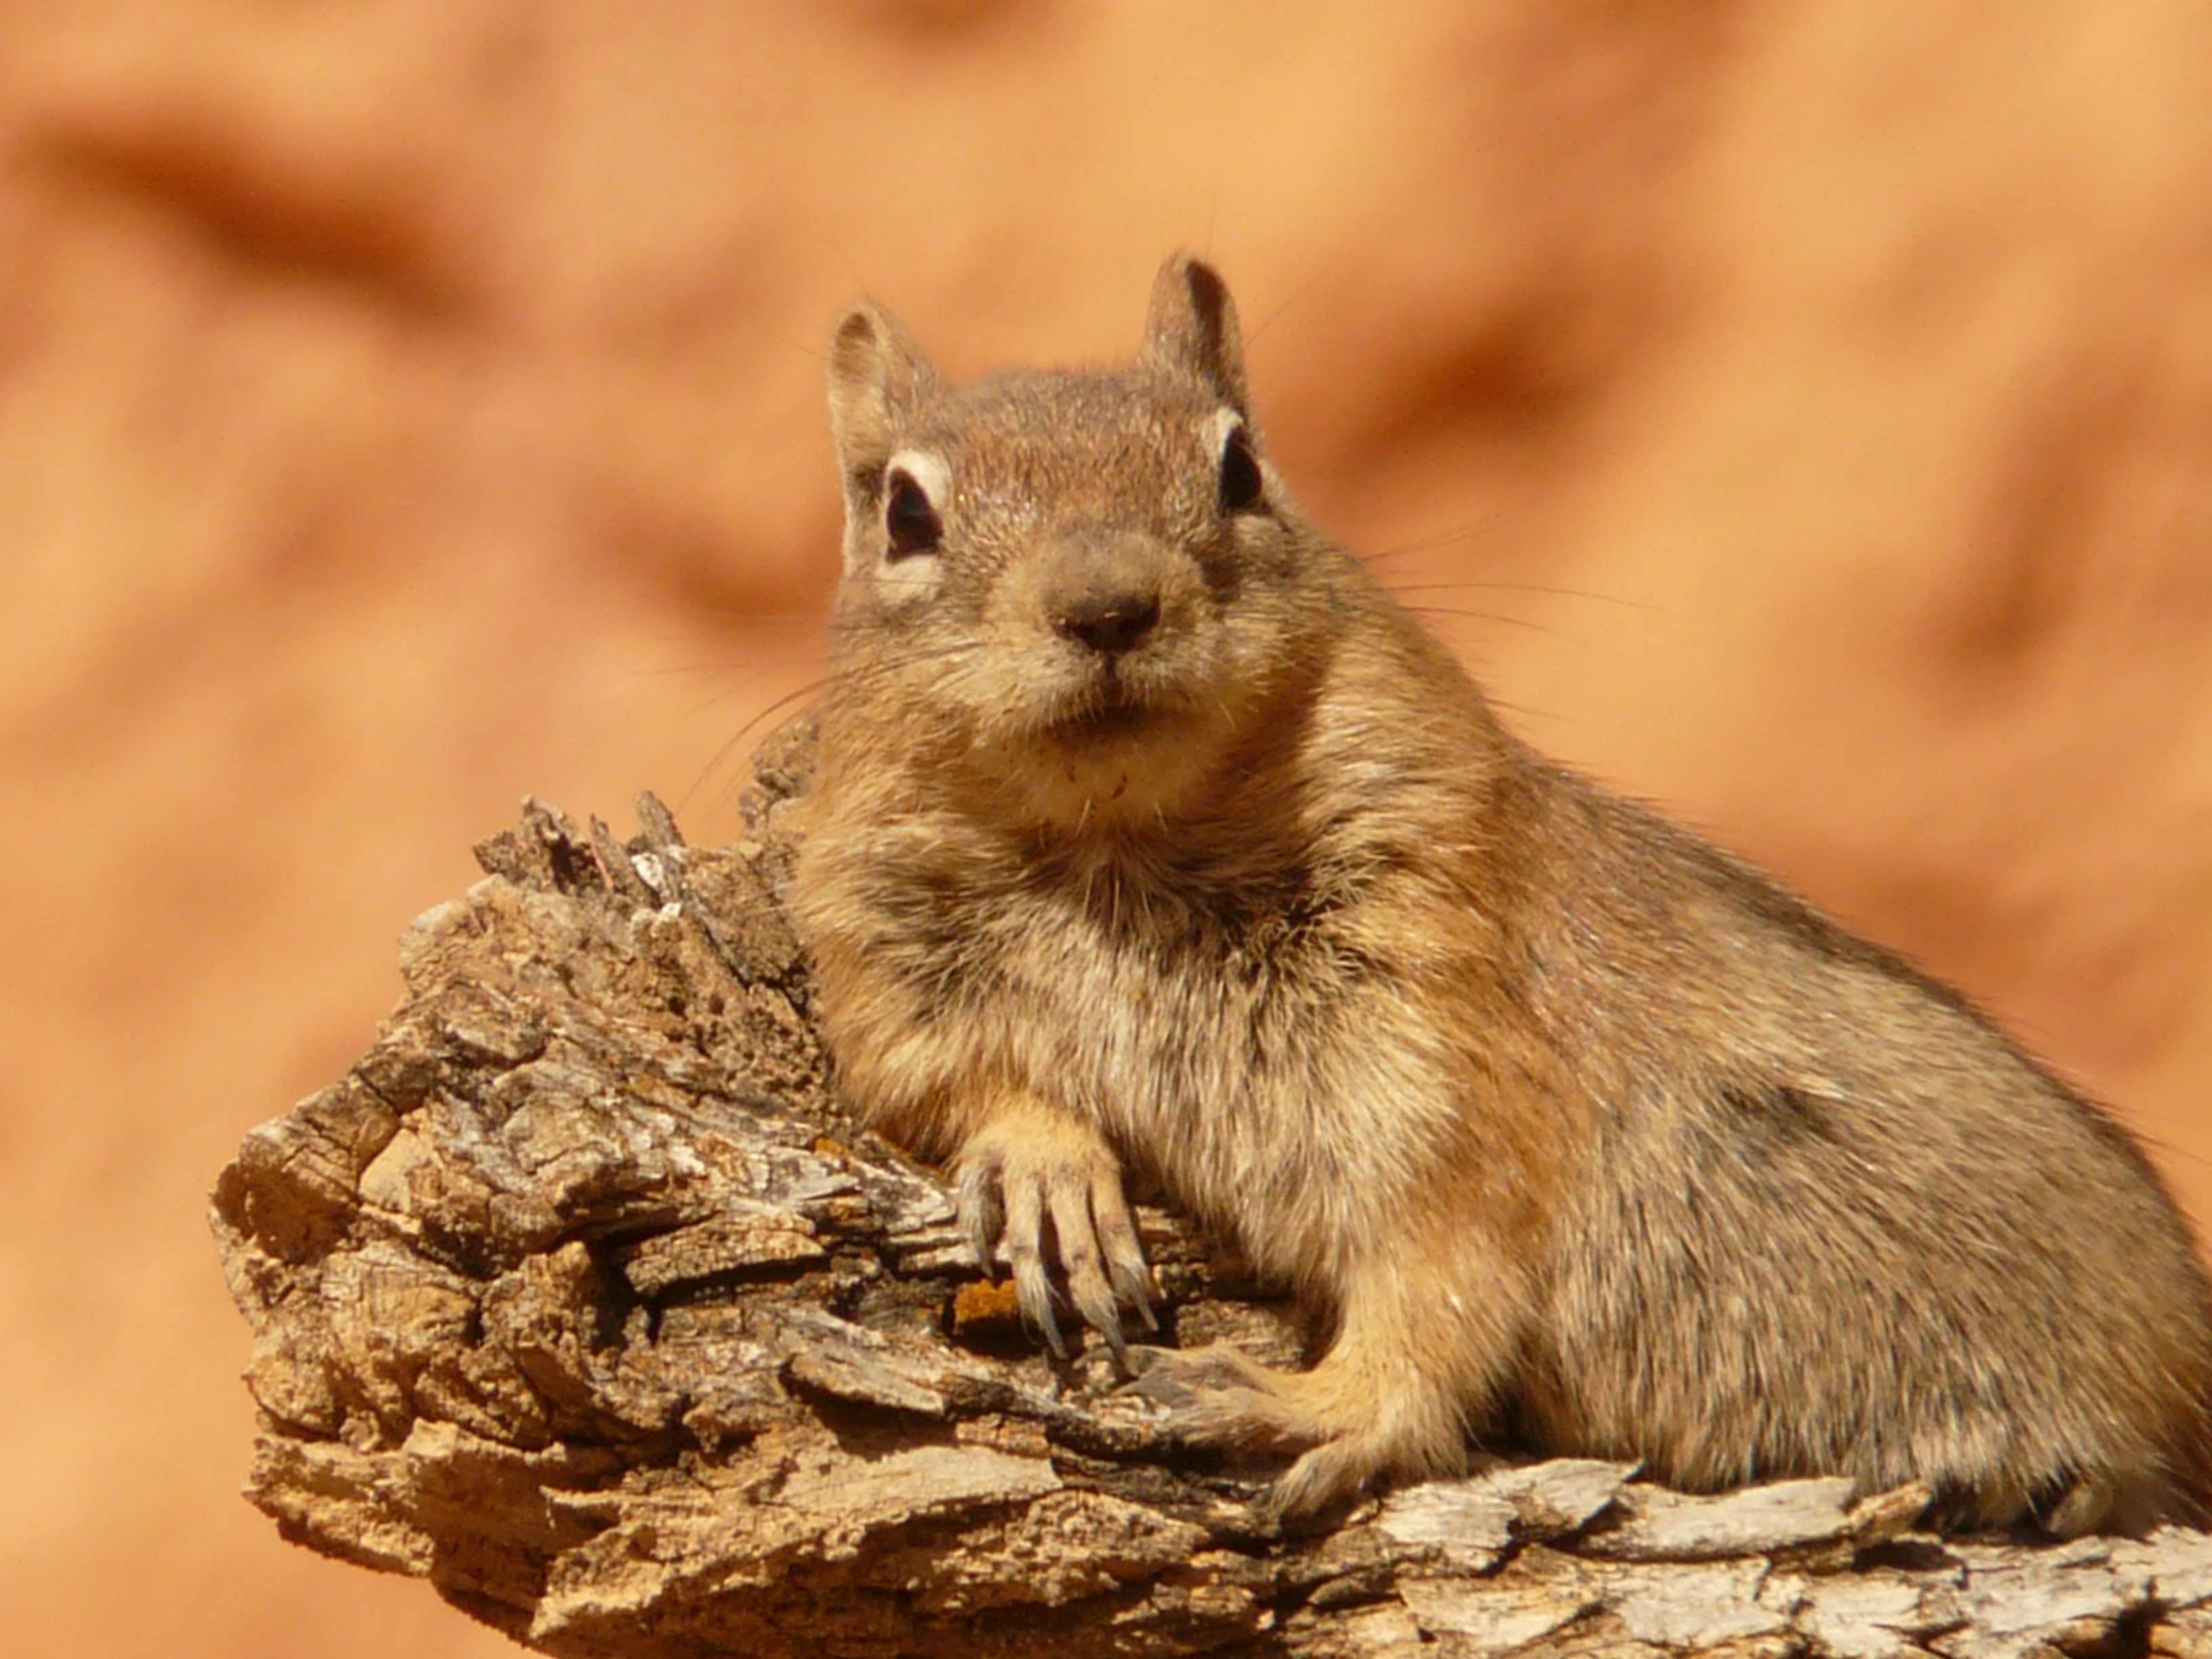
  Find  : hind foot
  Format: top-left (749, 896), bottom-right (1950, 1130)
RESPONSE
top-left (1130, 1341), bottom-right (1467, 1516)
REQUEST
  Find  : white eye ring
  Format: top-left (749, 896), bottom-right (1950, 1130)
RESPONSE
top-left (871, 447), bottom-right (951, 600)
top-left (1202, 407), bottom-right (1244, 458)
top-left (885, 449), bottom-right (951, 512)
top-left (1206, 407), bottom-right (1265, 516)
top-left (884, 470), bottom-right (941, 560)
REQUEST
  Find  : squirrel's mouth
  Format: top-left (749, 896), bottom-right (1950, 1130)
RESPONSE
top-left (1041, 661), bottom-right (1187, 747)
top-left (1051, 699), bottom-right (1155, 745)
top-left (1030, 653), bottom-right (1158, 740)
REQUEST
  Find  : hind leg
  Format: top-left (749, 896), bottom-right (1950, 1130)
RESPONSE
top-left (1135, 1252), bottom-right (1522, 1514)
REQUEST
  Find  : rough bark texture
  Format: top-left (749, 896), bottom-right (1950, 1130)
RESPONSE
top-left (212, 722), bottom-right (2212, 1658)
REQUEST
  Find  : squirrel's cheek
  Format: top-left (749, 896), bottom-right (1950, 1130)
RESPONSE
top-left (867, 554), bottom-right (945, 608)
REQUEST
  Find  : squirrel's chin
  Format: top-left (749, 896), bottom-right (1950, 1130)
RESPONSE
top-left (967, 707), bottom-right (1221, 830)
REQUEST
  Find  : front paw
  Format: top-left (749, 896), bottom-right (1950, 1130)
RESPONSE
top-left (953, 1110), bottom-right (1155, 1361)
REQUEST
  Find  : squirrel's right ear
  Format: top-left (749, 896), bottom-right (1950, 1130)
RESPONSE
top-left (827, 302), bottom-right (941, 480)
top-left (1140, 254), bottom-right (1250, 419)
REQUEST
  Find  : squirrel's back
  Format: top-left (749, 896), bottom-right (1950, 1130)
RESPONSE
top-left (1495, 765), bottom-right (2212, 1529)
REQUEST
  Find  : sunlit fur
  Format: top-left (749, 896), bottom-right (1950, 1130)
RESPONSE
top-left (787, 254), bottom-right (2212, 1532)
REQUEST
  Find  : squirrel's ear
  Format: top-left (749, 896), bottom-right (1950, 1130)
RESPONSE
top-left (827, 302), bottom-right (940, 479)
top-left (1141, 253), bottom-right (1250, 419)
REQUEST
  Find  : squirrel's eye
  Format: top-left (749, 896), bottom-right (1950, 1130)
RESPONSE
top-left (1218, 423), bottom-right (1265, 516)
top-left (884, 470), bottom-right (942, 560)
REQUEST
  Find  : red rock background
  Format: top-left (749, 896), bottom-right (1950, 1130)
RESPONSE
top-left (3, 4), bottom-right (2209, 1654)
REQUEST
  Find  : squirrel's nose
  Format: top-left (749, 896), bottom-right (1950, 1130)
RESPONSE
top-left (1053, 589), bottom-right (1160, 655)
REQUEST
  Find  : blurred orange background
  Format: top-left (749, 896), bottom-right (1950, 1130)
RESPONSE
top-left (3, 5), bottom-right (2210, 1655)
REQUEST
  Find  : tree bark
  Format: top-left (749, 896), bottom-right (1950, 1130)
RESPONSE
top-left (211, 716), bottom-right (2212, 1658)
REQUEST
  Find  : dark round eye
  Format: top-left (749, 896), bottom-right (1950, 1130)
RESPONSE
top-left (1218, 422), bottom-right (1265, 516)
top-left (884, 469), bottom-right (941, 560)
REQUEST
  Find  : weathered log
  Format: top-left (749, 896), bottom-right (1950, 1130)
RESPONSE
top-left (211, 717), bottom-right (2212, 1657)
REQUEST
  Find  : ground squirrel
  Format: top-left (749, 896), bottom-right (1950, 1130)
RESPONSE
top-left (784, 252), bottom-right (2212, 1533)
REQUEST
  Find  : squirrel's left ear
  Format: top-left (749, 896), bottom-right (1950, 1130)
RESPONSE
top-left (827, 301), bottom-right (941, 484)
top-left (1140, 253), bottom-right (1250, 419)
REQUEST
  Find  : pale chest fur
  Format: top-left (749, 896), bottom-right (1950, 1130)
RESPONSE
top-left (810, 813), bottom-right (1471, 1294)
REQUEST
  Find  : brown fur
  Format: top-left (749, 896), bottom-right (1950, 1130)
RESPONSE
top-left (786, 253), bottom-right (2212, 1532)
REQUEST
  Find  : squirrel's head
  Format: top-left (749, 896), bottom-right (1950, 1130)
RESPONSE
top-left (821, 254), bottom-right (1325, 830)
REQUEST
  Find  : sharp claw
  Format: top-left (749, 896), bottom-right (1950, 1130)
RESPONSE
top-left (1065, 1258), bottom-right (1128, 1359)
top-left (1033, 1292), bottom-right (1067, 1358)
top-left (1012, 1256), bottom-right (1067, 1357)
top-left (1116, 1266), bottom-right (1159, 1332)
top-left (1088, 1175), bottom-right (1155, 1331)
top-left (956, 1124), bottom-right (1151, 1367)
top-left (956, 1162), bottom-right (1002, 1272)
top-left (1088, 1300), bottom-right (1129, 1367)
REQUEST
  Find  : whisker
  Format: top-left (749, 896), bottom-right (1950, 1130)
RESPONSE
top-left (686, 634), bottom-right (1000, 808)
top-left (1378, 580), bottom-right (1651, 613)
top-left (766, 326), bottom-right (828, 367)
top-left (670, 649), bottom-right (836, 726)
top-left (1246, 253), bottom-right (1349, 350)
top-left (678, 676), bottom-right (832, 815)
top-left (1396, 605), bottom-right (1559, 638)
top-left (827, 638), bottom-right (996, 687)
top-left (2119, 1120), bottom-right (2212, 1175)
top-left (1480, 694), bottom-right (1567, 731)
top-left (674, 605), bottom-right (839, 624)
top-left (632, 659), bottom-right (762, 684)
top-left (1359, 515), bottom-right (1514, 570)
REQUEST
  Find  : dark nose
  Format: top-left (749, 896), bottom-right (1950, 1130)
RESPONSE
top-left (1054, 588), bottom-right (1160, 655)
top-left (1040, 529), bottom-right (1169, 656)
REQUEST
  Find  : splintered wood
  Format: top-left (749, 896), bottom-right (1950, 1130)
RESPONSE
top-left (210, 719), bottom-right (2212, 1657)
